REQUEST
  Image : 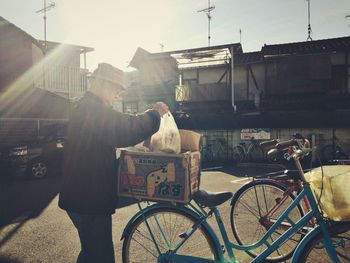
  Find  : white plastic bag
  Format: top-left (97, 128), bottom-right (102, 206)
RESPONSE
top-left (150, 112), bottom-right (181, 154)
top-left (305, 165), bottom-right (350, 221)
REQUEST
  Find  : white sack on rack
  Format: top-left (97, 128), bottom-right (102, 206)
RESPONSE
top-left (149, 112), bottom-right (181, 154)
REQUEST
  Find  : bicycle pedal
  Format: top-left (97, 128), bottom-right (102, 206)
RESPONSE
top-left (221, 245), bottom-right (225, 254)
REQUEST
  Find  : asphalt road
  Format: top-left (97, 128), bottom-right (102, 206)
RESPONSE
top-left (0, 164), bottom-right (280, 263)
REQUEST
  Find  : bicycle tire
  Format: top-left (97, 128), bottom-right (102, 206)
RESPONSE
top-left (232, 146), bottom-right (244, 163)
top-left (249, 145), bottom-right (264, 161)
top-left (230, 180), bottom-right (305, 262)
top-left (122, 206), bottom-right (221, 263)
top-left (334, 151), bottom-right (349, 160)
top-left (296, 221), bottom-right (350, 262)
top-left (321, 145), bottom-right (335, 162)
top-left (202, 147), bottom-right (213, 163)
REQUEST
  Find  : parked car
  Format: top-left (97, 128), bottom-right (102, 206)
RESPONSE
top-left (0, 125), bottom-right (66, 179)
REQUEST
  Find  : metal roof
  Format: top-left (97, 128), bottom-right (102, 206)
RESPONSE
top-left (262, 36), bottom-right (350, 56)
top-left (171, 48), bottom-right (232, 69)
top-left (129, 43), bottom-right (242, 69)
top-left (151, 43), bottom-right (242, 56)
top-left (234, 51), bottom-right (263, 65)
top-left (130, 36), bottom-right (350, 70)
top-left (38, 40), bottom-right (94, 53)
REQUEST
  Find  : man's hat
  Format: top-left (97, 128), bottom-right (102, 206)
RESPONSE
top-left (91, 63), bottom-right (127, 90)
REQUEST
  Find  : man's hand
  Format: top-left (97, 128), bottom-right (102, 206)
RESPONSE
top-left (153, 102), bottom-right (169, 117)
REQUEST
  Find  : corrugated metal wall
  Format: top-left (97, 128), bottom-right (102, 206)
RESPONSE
top-left (197, 128), bottom-right (350, 162)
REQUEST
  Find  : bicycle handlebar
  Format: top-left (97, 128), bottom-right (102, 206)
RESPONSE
top-left (266, 138), bottom-right (312, 161)
top-left (259, 139), bottom-right (279, 150)
top-left (276, 139), bottom-right (299, 150)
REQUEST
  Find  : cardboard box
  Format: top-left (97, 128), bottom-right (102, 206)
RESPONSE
top-left (179, 129), bottom-right (202, 152)
top-left (117, 150), bottom-right (201, 203)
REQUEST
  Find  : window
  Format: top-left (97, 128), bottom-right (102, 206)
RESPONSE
top-left (182, 70), bottom-right (198, 88)
top-left (123, 101), bottom-right (138, 114)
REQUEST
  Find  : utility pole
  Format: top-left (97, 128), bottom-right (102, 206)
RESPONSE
top-left (346, 15), bottom-right (350, 26)
top-left (198, 0), bottom-right (215, 47)
top-left (36, 0), bottom-right (56, 53)
top-left (306, 0), bottom-right (312, 41)
top-left (36, 0), bottom-right (55, 90)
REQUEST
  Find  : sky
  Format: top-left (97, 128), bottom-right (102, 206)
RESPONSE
top-left (1, 0), bottom-right (349, 71)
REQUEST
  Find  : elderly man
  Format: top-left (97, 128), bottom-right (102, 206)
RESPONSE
top-left (59, 63), bottom-right (168, 263)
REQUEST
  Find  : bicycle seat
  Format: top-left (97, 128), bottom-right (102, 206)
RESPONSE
top-left (193, 190), bottom-right (233, 208)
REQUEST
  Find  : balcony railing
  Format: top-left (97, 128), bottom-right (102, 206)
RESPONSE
top-left (35, 65), bottom-right (88, 97)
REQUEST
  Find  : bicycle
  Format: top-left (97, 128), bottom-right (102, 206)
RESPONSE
top-left (232, 137), bottom-right (264, 163)
top-left (230, 168), bottom-right (313, 262)
top-left (230, 136), bottom-right (314, 261)
top-left (230, 134), bottom-right (350, 262)
top-left (121, 140), bottom-right (350, 262)
top-left (321, 136), bottom-right (349, 163)
top-left (202, 138), bottom-right (227, 163)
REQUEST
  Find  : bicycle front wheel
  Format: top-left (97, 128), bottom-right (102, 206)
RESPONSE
top-left (122, 206), bottom-right (220, 263)
top-left (297, 221), bottom-right (350, 262)
top-left (230, 180), bottom-right (304, 262)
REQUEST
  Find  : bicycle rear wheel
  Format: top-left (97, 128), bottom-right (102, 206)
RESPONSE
top-left (297, 221), bottom-right (350, 262)
top-left (230, 180), bottom-right (304, 262)
top-left (122, 206), bottom-right (220, 263)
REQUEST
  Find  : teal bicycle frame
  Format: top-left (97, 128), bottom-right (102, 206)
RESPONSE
top-left (122, 156), bottom-right (343, 263)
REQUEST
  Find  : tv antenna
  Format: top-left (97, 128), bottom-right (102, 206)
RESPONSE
top-left (159, 43), bottom-right (164, 52)
top-left (36, 0), bottom-right (56, 52)
top-left (306, 0), bottom-right (312, 41)
top-left (198, 0), bottom-right (215, 46)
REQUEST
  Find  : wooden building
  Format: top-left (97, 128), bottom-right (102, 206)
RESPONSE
top-left (126, 37), bottom-right (350, 162)
top-left (0, 16), bottom-right (93, 143)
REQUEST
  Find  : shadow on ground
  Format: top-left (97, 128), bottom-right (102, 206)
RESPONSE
top-left (203, 158), bottom-right (317, 178)
top-left (0, 255), bottom-right (22, 263)
top-left (219, 163), bottom-right (285, 177)
top-left (0, 175), bottom-right (61, 228)
top-left (116, 197), bottom-right (139, 209)
top-left (0, 174), bottom-right (62, 249)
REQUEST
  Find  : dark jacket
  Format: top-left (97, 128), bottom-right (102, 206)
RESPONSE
top-left (58, 92), bottom-right (160, 215)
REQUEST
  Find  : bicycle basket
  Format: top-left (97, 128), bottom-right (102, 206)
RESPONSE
top-left (305, 165), bottom-right (350, 221)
